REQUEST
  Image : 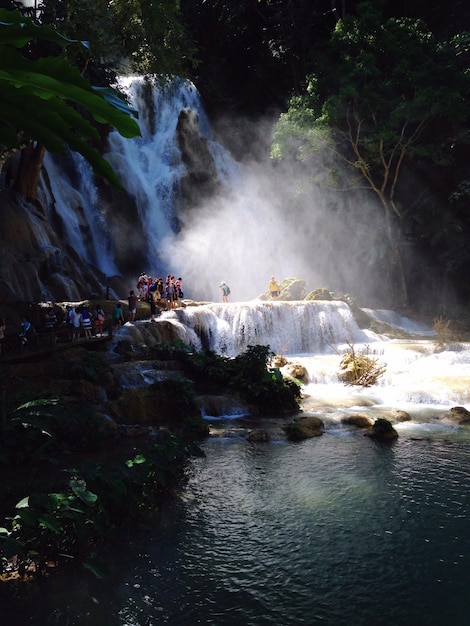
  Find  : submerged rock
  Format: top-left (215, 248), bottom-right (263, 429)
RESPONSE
top-left (246, 429), bottom-right (271, 442)
top-left (364, 418), bottom-right (398, 440)
top-left (283, 415), bottom-right (324, 441)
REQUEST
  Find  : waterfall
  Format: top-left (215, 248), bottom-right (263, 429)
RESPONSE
top-left (42, 152), bottom-right (118, 277)
top-left (158, 300), bottom-right (373, 356)
top-left (33, 74), bottom-right (384, 305)
top-left (104, 76), bottom-right (236, 278)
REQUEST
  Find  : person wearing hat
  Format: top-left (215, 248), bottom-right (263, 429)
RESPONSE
top-left (219, 281), bottom-right (230, 303)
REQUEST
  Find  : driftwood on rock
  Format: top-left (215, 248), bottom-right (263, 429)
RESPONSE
top-left (338, 343), bottom-right (386, 387)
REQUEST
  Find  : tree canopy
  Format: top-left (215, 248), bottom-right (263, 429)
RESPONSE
top-left (271, 1), bottom-right (470, 305)
top-left (0, 8), bottom-right (140, 189)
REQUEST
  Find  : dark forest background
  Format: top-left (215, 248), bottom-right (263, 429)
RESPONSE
top-left (1, 0), bottom-right (470, 314)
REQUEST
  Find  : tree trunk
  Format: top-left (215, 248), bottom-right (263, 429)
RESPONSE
top-left (12, 142), bottom-right (46, 202)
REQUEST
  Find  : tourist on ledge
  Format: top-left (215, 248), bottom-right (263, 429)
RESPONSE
top-left (128, 290), bottom-right (137, 322)
top-left (269, 276), bottom-right (280, 300)
top-left (220, 281), bottom-right (230, 303)
top-left (113, 301), bottom-right (124, 332)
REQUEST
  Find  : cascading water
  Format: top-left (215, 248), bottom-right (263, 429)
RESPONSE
top-left (104, 76), bottom-right (237, 282)
top-left (33, 74), bottom-right (385, 304)
top-left (42, 152), bottom-right (118, 278)
top-left (160, 299), bottom-right (371, 356)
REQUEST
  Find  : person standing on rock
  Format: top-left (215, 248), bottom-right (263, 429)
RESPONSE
top-left (220, 281), bottom-right (230, 303)
top-left (269, 276), bottom-right (280, 300)
top-left (113, 301), bottom-right (124, 332)
top-left (128, 290), bottom-right (137, 322)
top-left (19, 317), bottom-right (35, 351)
top-left (81, 305), bottom-right (93, 339)
top-left (94, 304), bottom-right (105, 337)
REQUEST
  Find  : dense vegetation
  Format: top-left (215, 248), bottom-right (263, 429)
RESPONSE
top-left (0, 342), bottom-right (300, 580)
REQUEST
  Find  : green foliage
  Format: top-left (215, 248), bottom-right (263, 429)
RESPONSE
top-left (183, 344), bottom-right (301, 414)
top-left (149, 339), bottom-right (193, 360)
top-left (272, 4), bottom-right (470, 206)
top-left (148, 377), bottom-right (203, 427)
top-left (0, 394), bottom-right (107, 467)
top-left (40, 0), bottom-right (195, 78)
top-left (0, 8), bottom-right (140, 186)
top-left (0, 431), bottom-right (202, 579)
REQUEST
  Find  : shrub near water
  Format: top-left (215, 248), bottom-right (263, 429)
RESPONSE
top-left (182, 344), bottom-right (301, 414)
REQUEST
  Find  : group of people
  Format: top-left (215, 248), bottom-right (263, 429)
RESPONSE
top-left (66, 304), bottom-right (106, 340)
top-left (106, 273), bottom-right (187, 331)
top-left (136, 273), bottom-right (184, 312)
top-left (0, 274), bottom-right (283, 356)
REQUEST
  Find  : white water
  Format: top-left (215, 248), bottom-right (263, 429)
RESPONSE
top-left (160, 299), bottom-right (373, 356)
top-left (138, 299), bottom-right (470, 435)
top-left (43, 152), bottom-right (118, 277)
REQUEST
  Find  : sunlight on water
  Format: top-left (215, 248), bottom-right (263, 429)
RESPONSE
top-left (109, 434), bottom-right (470, 626)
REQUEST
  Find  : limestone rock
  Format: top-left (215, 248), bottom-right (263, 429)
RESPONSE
top-left (283, 362), bottom-right (308, 383)
top-left (283, 414), bottom-right (324, 441)
top-left (305, 288), bottom-right (332, 301)
top-left (388, 409), bottom-right (411, 423)
top-left (246, 429), bottom-right (271, 442)
top-left (342, 414), bottom-right (374, 428)
top-left (271, 354), bottom-right (288, 367)
top-left (364, 418), bottom-right (398, 440)
top-left (441, 406), bottom-right (470, 425)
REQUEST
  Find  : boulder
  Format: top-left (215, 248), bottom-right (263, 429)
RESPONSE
top-left (283, 362), bottom-right (308, 383)
top-left (364, 418), bottom-right (398, 440)
top-left (342, 414), bottom-right (374, 428)
top-left (271, 354), bottom-right (288, 367)
top-left (305, 288), bottom-right (332, 301)
top-left (246, 429), bottom-right (271, 442)
top-left (388, 409), bottom-right (411, 423)
top-left (283, 414), bottom-right (324, 441)
top-left (441, 406), bottom-right (470, 425)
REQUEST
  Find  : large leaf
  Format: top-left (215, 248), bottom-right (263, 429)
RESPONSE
top-left (0, 9), bottom-right (76, 48)
top-left (0, 46), bottom-right (139, 137)
top-left (0, 9), bottom-right (140, 188)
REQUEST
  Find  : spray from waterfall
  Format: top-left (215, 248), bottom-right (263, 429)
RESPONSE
top-left (105, 76), bottom-right (385, 304)
top-left (37, 75), bottom-right (386, 304)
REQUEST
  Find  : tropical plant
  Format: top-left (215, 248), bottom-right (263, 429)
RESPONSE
top-left (183, 344), bottom-right (301, 414)
top-left (0, 8), bottom-right (140, 198)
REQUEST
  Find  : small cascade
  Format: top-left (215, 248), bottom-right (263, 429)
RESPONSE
top-left (159, 300), bottom-right (373, 356)
top-left (43, 152), bottom-right (118, 277)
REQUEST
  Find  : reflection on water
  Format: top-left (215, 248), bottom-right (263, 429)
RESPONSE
top-left (6, 428), bottom-right (470, 626)
top-left (4, 339), bottom-right (470, 625)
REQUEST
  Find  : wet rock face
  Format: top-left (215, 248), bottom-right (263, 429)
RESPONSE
top-left (0, 192), bottom-right (111, 309)
top-left (176, 108), bottom-right (221, 208)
